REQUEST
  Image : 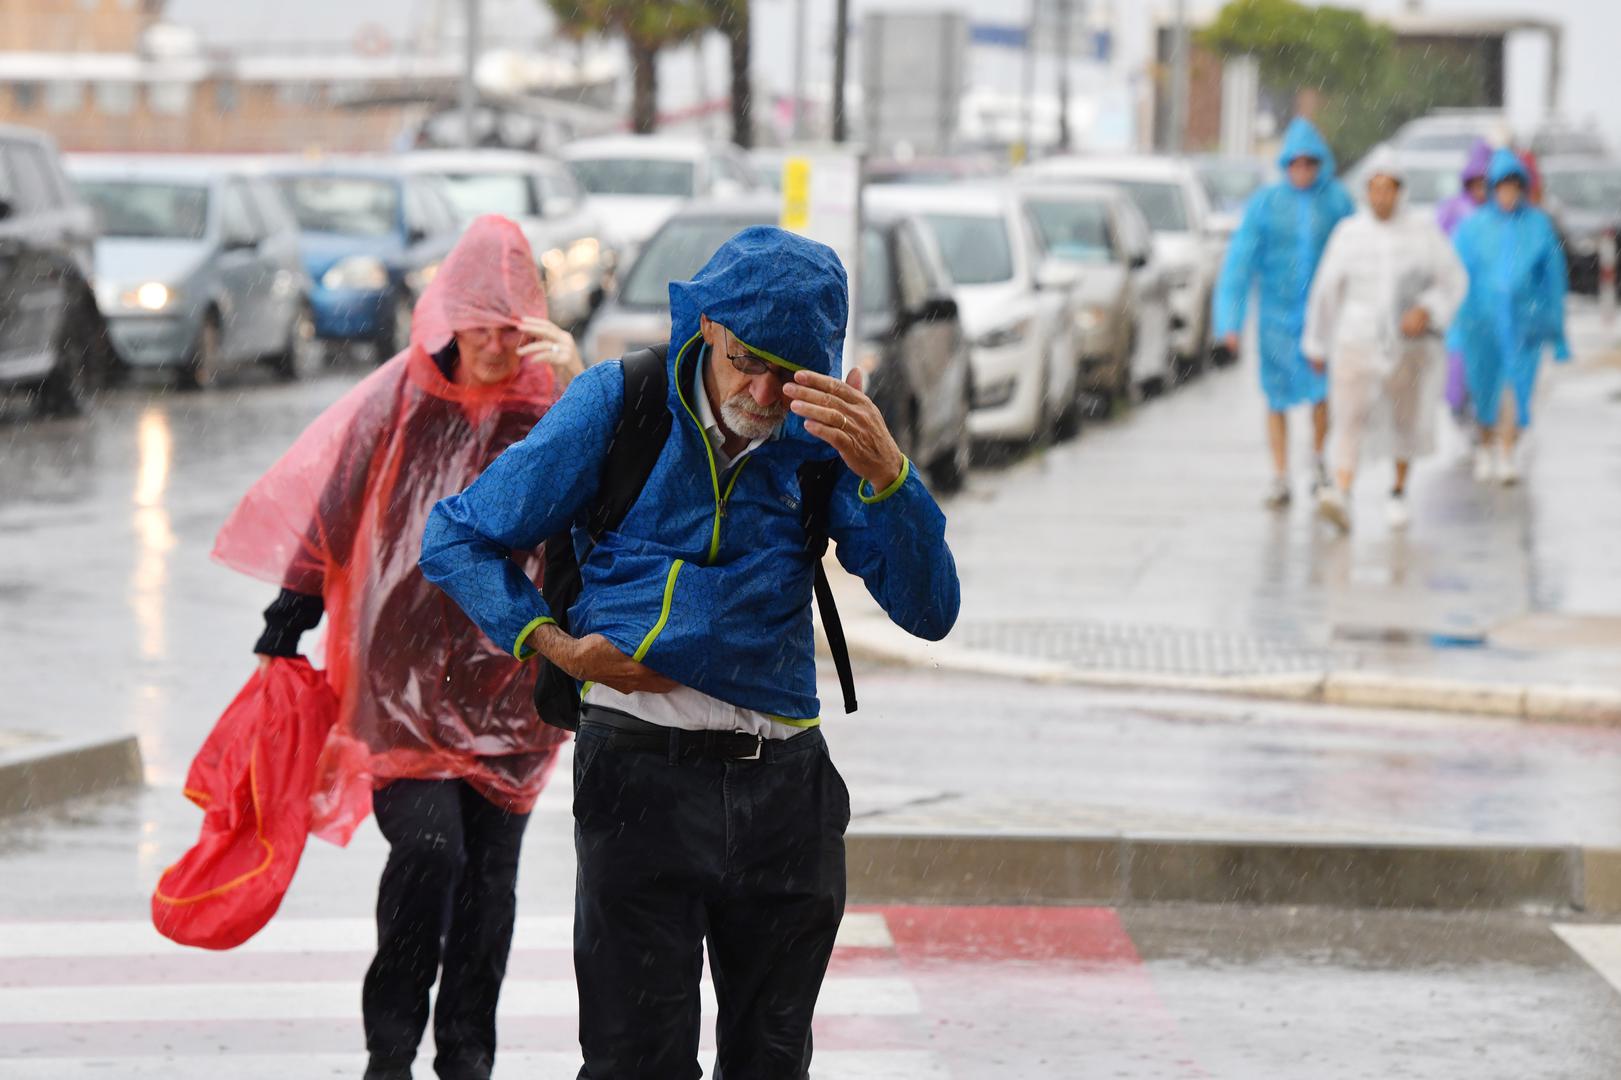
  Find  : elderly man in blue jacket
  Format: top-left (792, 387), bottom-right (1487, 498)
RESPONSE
top-left (421, 225), bottom-right (959, 1079)
top-left (1214, 117), bottom-right (1356, 509)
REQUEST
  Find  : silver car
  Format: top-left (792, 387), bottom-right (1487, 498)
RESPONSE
top-left (400, 149), bottom-right (610, 331)
top-left (70, 156), bottom-right (319, 389)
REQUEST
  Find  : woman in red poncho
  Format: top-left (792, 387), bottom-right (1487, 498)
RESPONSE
top-left (213, 215), bottom-right (580, 1080)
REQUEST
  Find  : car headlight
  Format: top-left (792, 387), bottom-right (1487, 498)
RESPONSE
top-left (322, 255), bottom-right (390, 291)
top-left (975, 317), bottom-right (1032, 349)
top-left (118, 281), bottom-right (175, 312)
top-left (405, 262), bottom-right (441, 293)
top-left (1075, 305), bottom-right (1109, 332)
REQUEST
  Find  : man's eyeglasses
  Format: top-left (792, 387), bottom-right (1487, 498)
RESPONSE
top-left (725, 335), bottom-right (795, 383)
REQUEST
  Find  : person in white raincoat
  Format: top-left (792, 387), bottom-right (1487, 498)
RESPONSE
top-left (1302, 152), bottom-right (1468, 532)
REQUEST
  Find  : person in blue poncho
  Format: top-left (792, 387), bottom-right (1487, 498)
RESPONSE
top-left (1449, 148), bottom-right (1570, 485)
top-left (421, 226), bottom-right (960, 1078)
top-left (1214, 117), bottom-right (1356, 508)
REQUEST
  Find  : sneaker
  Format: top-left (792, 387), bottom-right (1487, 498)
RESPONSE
top-left (1311, 458), bottom-right (1330, 495)
top-left (1473, 446), bottom-right (1493, 482)
top-left (1497, 446), bottom-right (1520, 486)
top-left (1386, 491), bottom-right (1410, 530)
top-left (1316, 487), bottom-right (1351, 533)
top-left (1264, 477), bottom-right (1291, 510)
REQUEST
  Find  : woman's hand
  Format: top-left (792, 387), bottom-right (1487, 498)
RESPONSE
top-left (517, 317), bottom-right (583, 389)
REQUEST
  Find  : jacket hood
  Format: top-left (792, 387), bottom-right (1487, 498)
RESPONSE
top-left (1277, 118), bottom-right (1337, 182)
top-left (1487, 148), bottom-right (1530, 189)
top-left (668, 225), bottom-right (848, 379)
top-left (1461, 139), bottom-right (1494, 182)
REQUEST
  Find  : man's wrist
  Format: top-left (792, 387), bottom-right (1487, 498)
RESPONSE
top-left (528, 622), bottom-right (575, 667)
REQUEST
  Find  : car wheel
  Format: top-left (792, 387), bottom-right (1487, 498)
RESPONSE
top-left (272, 302), bottom-right (325, 382)
top-left (35, 290), bottom-right (105, 418)
top-left (375, 291), bottom-right (413, 362)
top-left (178, 313), bottom-right (222, 391)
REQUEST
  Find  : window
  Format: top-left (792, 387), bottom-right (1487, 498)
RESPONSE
top-left (1107, 180), bottom-right (1189, 233)
top-left (276, 176), bottom-right (399, 236)
top-left (536, 168), bottom-right (580, 215)
top-left (247, 179), bottom-right (299, 236)
top-left (404, 179), bottom-right (457, 238)
top-left (860, 229), bottom-right (894, 316)
top-left (1025, 198), bottom-right (1113, 263)
top-left (569, 158), bottom-right (695, 197)
top-left (45, 81), bottom-right (85, 115)
top-left (94, 81), bottom-right (136, 116)
top-left (894, 227), bottom-right (934, 311)
top-left (75, 180), bottom-right (209, 240)
top-left (215, 81), bottom-right (239, 115)
top-left (619, 214), bottom-right (773, 308)
top-left (221, 182), bottom-right (265, 244)
top-left (148, 82), bottom-right (192, 116)
top-left (439, 172), bottom-right (536, 220)
top-left (4, 143), bottom-right (64, 213)
top-left (921, 214), bottom-right (1014, 285)
top-left (13, 83), bottom-right (39, 112)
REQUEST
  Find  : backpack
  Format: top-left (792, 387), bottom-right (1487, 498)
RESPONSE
top-left (532, 345), bottom-right (857, 732)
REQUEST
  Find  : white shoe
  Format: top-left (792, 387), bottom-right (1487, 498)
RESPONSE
top-left (1473, 447), bottom-right (1493, 482)
top-left (1497, 446), bottom-right (1520, 486)
top-left (1264, 477), bottom-right (1292, 510)
top-left (1386, 493), bottom-right (1410, 530)
top-left (1317, 488), bottom-right (1351, 533)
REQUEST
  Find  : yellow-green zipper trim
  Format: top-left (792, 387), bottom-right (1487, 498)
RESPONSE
top-left (673, 332), bottom-right (756, 564)
top-left (633, 559), bottom-right (685, 662)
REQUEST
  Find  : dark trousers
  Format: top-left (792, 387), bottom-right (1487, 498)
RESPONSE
top-left (572, 723), bottom-right (852, 1080)
top-left (363, 778), bottom-right (530, 1080)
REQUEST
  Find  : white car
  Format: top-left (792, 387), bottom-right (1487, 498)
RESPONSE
top-left (1388, 109), bottom-right (1508, 154)
top-left (1343, 147), bottom-right (1465, 217)
top-left (867, 184), bottom-right (1080, 445)
top-left (399, 149), bottom-right (610, 330)
top-left (1020, 155), bottom-right (1220, 374)
top-left (561, 135), bottom-right (758, 272)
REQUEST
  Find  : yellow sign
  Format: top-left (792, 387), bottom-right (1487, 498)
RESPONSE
top-left (780, 156), bottom-right (812, 233)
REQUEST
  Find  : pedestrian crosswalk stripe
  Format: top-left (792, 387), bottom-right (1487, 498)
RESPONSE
top-left (1554, 923), bottom-right (1621, 996)
top-left (0, 1050), bottom-right (951, 1080)
top-left (0, 975), bottom-right (920, 1024)
top-left (0, 911), bottom-right (893, 958)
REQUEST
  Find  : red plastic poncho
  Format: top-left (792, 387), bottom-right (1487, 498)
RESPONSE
top-left (212, 215), bottom-right (567, 818)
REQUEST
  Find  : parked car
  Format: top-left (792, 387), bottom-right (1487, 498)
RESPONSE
top-left (1021, 155), bottom-right (1219, 375)
top-left (865, 155), bottom-right (1004, 186)
top-left (269, 159), bottom-right (461, 359)
top-left (400, 149), bottom-right (610, 330)
top-left (1389, 110), bottom-right (1508, 154)
top-left (1541, 157), bottom-right (1621, 295)
top-left (868, 184), bottom-right (1081, 445)
top-left (1013, 181), bottom-right (1173, 405)
top-left (70, 155), bottom-right (319, 390)
top-left (583, 195), bottom-right (974, 490)
top-left (1528, 121), bottom-right (1610, 160)
top-left (1344, 147), bottom-right (1464, 215)
top-left (0, 126), bottom-right (109, 415)
top-left (1191, 154), bottom-right (1270, 237)
top-left (562, 135), bottom-right (758, 271)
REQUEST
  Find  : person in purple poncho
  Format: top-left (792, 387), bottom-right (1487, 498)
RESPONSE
top-left (1435, 140), bottom-right (1493, 423)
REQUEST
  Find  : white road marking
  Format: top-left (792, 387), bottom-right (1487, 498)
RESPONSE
top-left (1554, 923), bottom-right (1621, 997)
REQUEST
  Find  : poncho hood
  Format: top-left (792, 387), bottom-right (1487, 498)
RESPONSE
top-left (1277, 118), bottom-right (1337, 185)
top-left (1460, 139), bottom-right (1493, 183)
top-left (1487, 148), bottom-right (1531, 191)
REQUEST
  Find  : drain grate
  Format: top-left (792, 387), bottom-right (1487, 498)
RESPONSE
top-left (954, 619), bottom-right (1350, 677)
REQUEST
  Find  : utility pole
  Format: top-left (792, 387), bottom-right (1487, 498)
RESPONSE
top-left (1168, 0), bottom-right (1189, 154)
top-left (832, 0), bottom-right (849, 142)
top-left (1019, 0), bottom-right (1035, 161)
top-left (792, 0), bottom-right (807, 139)
top-left (1056, 0), bottom-right (1074, 152)
top-left (460, 0), bottom-right (480, 148)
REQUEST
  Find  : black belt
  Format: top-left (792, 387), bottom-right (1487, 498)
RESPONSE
top-left (579, 704), bottom-right (815, 762)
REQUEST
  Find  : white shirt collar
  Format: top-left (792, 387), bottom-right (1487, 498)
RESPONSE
top-left (695, 345), bottom-right (772, 470)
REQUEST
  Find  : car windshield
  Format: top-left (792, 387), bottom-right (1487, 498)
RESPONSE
top-left (570, 158), bottom-right (696, 197)
top-left (1400, 132), bottom-right (1488, 153)
top-left (1545, 168), bottom-right (1621, 211)
top-left (1198, 163), bottom-right (1267, 212)
top-left (439, 172), bottom-right (537, 219)
top-left (276, 176), bottom-right (399, 236)
top-left (619, 216), bottom-right (770, 308)
top-left (1025, 199), bottom-right (1112, 262)
top-left (922, 213), bottom-right (1014, 284)
top-left (1397, 168), bottom-right (1459, 206)
top-left (76, 180), bottom-right (209, 240)
top-left (1108, 180), bottom-right (1189, 232)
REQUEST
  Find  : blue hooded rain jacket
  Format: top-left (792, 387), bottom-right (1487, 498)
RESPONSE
top-left (1213, 118), bottom-right (1355, 411)
top-left (1448, 149), bottom-right (1570, 428)
top-left (420, 226), bottom-right (960, 723)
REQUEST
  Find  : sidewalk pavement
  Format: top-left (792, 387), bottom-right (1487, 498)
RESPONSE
top-left (826, 300), bottom-right (1621, 724)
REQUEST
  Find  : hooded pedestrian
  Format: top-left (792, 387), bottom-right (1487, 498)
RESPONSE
top-left (1303, 150), bottom-right (1468, 532)
top-left (1449, 149), bottom-right (1570, 484)
top-left (213, 215), bottom-right (584, 1080)
top-left (1435, 139), bottom-right (1494, 423)
top-left (421, 225), bottom-right (961, 1078)
top-left (1213, 117), bottom-right (1356, 508)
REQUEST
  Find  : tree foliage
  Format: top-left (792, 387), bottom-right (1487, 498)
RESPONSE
top-left (546, 0), bottom-right (710, 134)
top-left (1200, 0), bottom-right (1489, 166)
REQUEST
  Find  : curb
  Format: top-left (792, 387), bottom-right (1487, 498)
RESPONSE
top-left (846, 831), bottom-right (1621, 914)
top-left (0, 735), bottom-right (145, 818)
top-left (826, 617), bottom-right (1621, 727)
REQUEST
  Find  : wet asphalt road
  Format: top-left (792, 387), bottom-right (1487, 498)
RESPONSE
top-left (4, 358), bottom-right (1621, 1074)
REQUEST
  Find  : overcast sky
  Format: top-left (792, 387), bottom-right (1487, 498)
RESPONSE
top-left (162, 0), bottom-right (1620, 146)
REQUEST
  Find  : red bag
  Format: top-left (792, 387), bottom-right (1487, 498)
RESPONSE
top-left (152, 657), bottom-right (344, 950)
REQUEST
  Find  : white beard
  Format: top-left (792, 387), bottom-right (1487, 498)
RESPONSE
top-left (720, 394), bottom-right (786, 440)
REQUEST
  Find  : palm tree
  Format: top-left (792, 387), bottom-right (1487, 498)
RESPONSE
top-left (702, 0), bottom-right (753, 148)
top-left (546, 0), bottom-right (709, 134)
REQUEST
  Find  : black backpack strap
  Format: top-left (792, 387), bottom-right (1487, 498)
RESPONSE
top-left (586, 345), bottom-right (671, 542)
top-left (798, 458), bottom-right (857, 714)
